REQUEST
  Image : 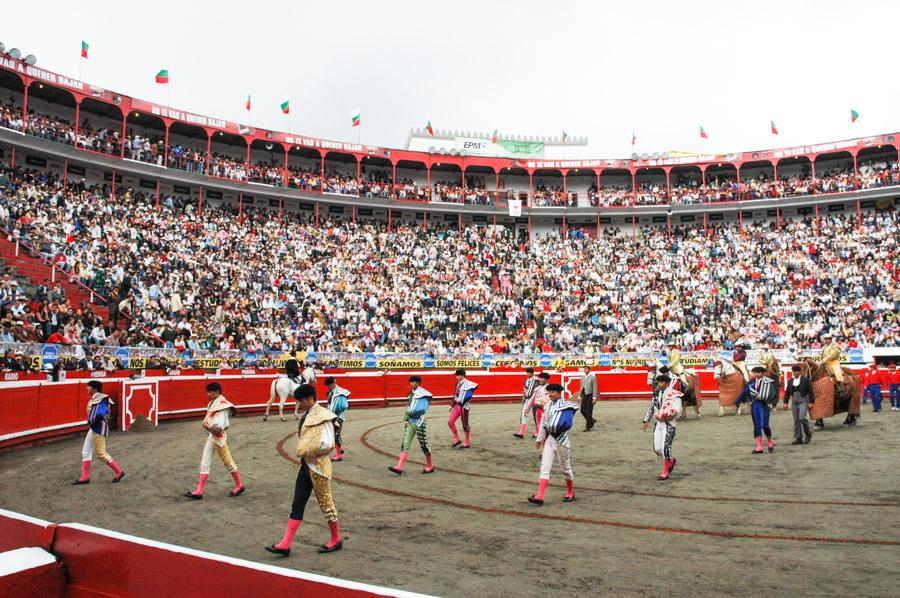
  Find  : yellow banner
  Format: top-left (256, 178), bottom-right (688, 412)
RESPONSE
top-left (491, 357), bottom-right (540, 368)
top-left (434, 358), bottom-right (482, 369)
top-left (336, 358), bottom-right (366, 369)
top-left (376, 358), bottom-right (425, 369)
top-left (194, 358), bottom-right (223, 370)
top-left (128, 357), bottom-right (149, 369)
top-left (552, 357), bottom-right (597, 368)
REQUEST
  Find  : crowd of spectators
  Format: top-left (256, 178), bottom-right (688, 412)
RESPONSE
top-left (0, 163), bottom-right (896, 366)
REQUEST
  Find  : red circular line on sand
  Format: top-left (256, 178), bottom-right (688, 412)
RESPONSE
top-left (358, 421), bottom-right (900, 509)
top-left (276, 433), bottom-right (900, 546)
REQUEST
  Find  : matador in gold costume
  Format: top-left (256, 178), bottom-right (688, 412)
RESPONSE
top-left (184, 382), bottom-right (245, 499)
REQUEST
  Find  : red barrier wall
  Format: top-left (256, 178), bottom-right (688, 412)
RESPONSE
top-left (0, 509), bottom-right (56, 552)
top-left (0, 367), bottom-right (728, 448)
top-left (52, 523), bottom-right (424, 598)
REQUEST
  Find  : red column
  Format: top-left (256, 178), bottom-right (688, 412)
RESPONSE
top-left (495, 171), bottom-right (500, 205)
top-left (773, 162), bottom-right (779, 198)
top-left (426, 165), bottom-right (431, 202)
top-left (74, 101), bottom-right (81, 146)
top-left (596, 171), bottom-right (601, 205)
top-left (120, 113), bottom-right (127, 158)
top-left (155, 179), bottom-right (160, 209)
top-left (356, 159), bottom-right (361, 196)
top-left (21, 82), bottom-right (29, 132)
top-left (666, 212), bottom-right (671, 238)
top-left (461, 168), bottom-right (466, 203)
top-left (736, 167), bottom-right (741, 201)
top-left (245, 142), bottom-right (251, 182)
top-left (392, 163), bottom-right (397, 199)
top-left (198, 186), bottom-right (204, 216)
top-left (238, 192), bottom-right (243, 225)
top-left (631, 170), bottom-right (637, 206)
top-left (810, 159), bottom-right (817, 195)
top-left (528, 172), bottom-right (533, 207)
top-left (63, 158), bottom-right (68, 188)
top-left (596, 214), bottom-right (600, 237)
top-left (282, 150), bottom-right (289, 187)
top-left (562, 215), bottom-right (567, 238)
top-left (320, 155), bottom-right (325, 194)
top-left (852, 154), bottom-right (859, 189)
top-left (163, 122), bottom-right (170, 168)
top-left (562, 170), bottom-right (568, 206)
top-left (701, 167), bottom-right (707, 202)
top-left (205, 134), bottom-right (212, 175)
top-left (739, 209), bottom-right (743, 232)
top-left (665, 168), bottom-right (671, 204)
top-left (278, 197), bottom-right (283, 222)
top-left (458, 211), bottom-right (462, 234)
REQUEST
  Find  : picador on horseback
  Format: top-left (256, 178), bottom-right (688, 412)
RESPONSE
top-left (805, 333), bottom-right (861, 429)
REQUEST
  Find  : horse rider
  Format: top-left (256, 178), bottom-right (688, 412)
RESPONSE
top-left (819, 333), bottom-right (844, 383)
top-left (733, 343), bottom-right (750, 383)
top-left (666, 340), bottom-right (684, 378)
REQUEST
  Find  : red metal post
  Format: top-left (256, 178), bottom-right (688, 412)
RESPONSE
top-left (155, 179), bottom-right (160, 209)
top-left (458, 211), bottom-right (462, 234)
top-left (736, 167), bottom-right (742, 201)
top-left (631, 170), bottom-right (637, 206)
top-left (320, 155), bottom-right (325, 194)
top-left (426, 164), bottom-right (431, 202)
top-left (528, 172), bottom-right (533, 207)
top-left (356, 158), bottom-right (361, 196)
top-left (392, 163), bottom-right (397, 199)
top-left (562, 215), bottom-right (567, 238)
top-left (163, 122), bottom-right (170, 168)
top-left (74, 101), bottom-right (81, 145)
top-left (245, 141), bottom-right (251, 182)
top-left (562, 170), bottom-right (567, 206)
top-left (811, 159), bottom-right (817, 195)
top-left (238, 192), bottom-right (243, 225)
top-left (283, 149), bottom-right (289, 187)
top-left (198, 186), bottom-right (203, 216)
top-left (701, 167), bottom-right (707, 202)
top-left (120, 113), bottom-right (127, 158)
top-left (461, 167), bottom-right (465, 203)
top-left (667, 212), bottom-right (671, 238)
top-left (63, 158), bottom-right (68, 188)
top-left (21, 81), bottom-right (29, 132)
top-left (665, 169), bottom-right (671, 204)
top-left (495, 171), bottom-right (500, 205)
top-left (739, 209), bottom-right (743, 232)
top-left (278, 197), bottom-right (283, 222)
top-left (205, 134), bottom-right (212, 174)
top-left (852, 154), bottom-right (859, 189)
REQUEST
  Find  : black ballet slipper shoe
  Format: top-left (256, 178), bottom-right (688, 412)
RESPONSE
top-left (229, 486), bottom-right (246, 497)
top-left (527, 496), bottom-right (544, 505)
top-left (265, 544), bottom-right (290, 556)
top-left (318, 540), bottom-right (343, 553)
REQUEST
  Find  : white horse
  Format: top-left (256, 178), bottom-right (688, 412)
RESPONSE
top-left (713, 358), bottom-right (747, 416)
top-left (263, 376), bottom-right (302, 422)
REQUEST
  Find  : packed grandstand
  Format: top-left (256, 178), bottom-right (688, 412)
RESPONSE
top-left (0, 55), bottom-right (897, 372)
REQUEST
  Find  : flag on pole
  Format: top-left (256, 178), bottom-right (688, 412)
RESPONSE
top-left (245, 91), bottom-right (251, 111)
top-left (631, 131), bottom-right (636, 146)
top-left (425, 120), bottom-right (434, 136)
top-left (155, 69), bottom-right (169, 84)
top-left (699, 125), bottom-right (708, 139)
top-left (280, 98), bottom-right (290, 114)
top-left (491, 129), bottom-right (498, 144)
top-left (850, 109), bottom-right (859, 123)
top-left (562, 130), bottom-right (568, 143)
top-left (770, 120), bottom-right (778, 135)
top-left (351, 108), bottom-right (361, 127)
top-left (80, 41), bottom-right (89, 59)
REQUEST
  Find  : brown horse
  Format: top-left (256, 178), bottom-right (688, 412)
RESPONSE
top-left (647, 365), bottom-right (702, 419)
top-left (802, 359), bottom-right (861, 425)
top-left (712, 359), bottom-right (747, 416)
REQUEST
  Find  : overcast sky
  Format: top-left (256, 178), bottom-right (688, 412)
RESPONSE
top-left (8, 0), bottom-right (900, 157)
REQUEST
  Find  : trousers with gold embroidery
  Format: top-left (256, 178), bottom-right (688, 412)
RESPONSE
top-left (290, 460), bottom-right (338, 523)
top-left (199, 432), bottom-right (238, 474)
top-left (81, 432), bottom-right (114, 464)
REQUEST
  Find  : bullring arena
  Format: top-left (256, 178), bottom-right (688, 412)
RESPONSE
top-left (2, 2), bottom-right (900, 596)
top-left (2, 368), bottom-right (900, 596)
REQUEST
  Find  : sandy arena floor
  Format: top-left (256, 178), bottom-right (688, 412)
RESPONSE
top-left (1, 400), bottom-right (899, 597)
